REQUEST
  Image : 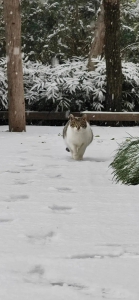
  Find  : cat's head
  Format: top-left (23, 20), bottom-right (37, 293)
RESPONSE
top-left (69, 114), bottom-right (87, 130)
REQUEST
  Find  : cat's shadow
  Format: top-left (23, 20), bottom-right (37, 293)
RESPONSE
top-left (67, 156), bottom-right (109, 163)
top-left (84, 157), bottom-right (109, 162)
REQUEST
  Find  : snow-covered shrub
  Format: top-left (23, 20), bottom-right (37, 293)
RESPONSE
top-left (1, 56), bottom-right (139, 112)
top-left (0, 58), bottom-right (8, 110)
top-left (110, 138), bottom-right (139, 185)
top-left (122, 62), bottom-right (139, 111)
top-left (23, 57), bottom-right (106, 111)
top-left (23, 57), bottom-right (139, 112)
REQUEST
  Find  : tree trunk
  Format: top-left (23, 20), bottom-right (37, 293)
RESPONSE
top-left (87, 2), bottom-right (105, 71)
top-left (3, 0), bottom-right (26, 132)
top-left (104, 0), bottom-right (122, 112)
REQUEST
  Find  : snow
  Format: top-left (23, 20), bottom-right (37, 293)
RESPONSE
top-left (83, 110), bottom-right (139, 115)
top-left (13, 47), bottom-right (20, 55)
top-left (0, 125), bottom-right (139, 300)
top-left (6, 56), bottom-right (9, 63)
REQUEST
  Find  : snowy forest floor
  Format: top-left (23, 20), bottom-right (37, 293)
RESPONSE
top-left (0, 125), bottom-right (139, 300)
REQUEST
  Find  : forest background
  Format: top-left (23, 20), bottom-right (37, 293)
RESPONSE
top-left (0, 0), bottom-right (139, 115)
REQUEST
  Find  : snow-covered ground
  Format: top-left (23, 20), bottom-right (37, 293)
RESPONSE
top-left (0, 125), bottom-right (139, 300)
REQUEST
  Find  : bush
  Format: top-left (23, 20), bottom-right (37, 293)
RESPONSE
top-left (1, 57), bottom-right (139, 113)
top-left (122, 61), bottom-right (139, 111)
top-left (23, 57), bottom-right (107, 112)
top-left (0, 58), bottom-right (8, 110)
top-left (110, 138), bottom-right (139, 185)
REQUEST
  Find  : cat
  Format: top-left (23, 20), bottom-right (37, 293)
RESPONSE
top-left (63, 114), bottom-right (93, 160)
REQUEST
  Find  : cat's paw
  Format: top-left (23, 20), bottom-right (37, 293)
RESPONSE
top-left (72, 154), bottom-right (83, 161)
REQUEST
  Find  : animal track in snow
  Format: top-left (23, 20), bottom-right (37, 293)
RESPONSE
top-left (25, 265), bottom-right (45, 284)
top-left (0, 218), bottom-right (13, 223)
top-left (19, 157), bottom-right (26, 161)
top-left (22, 168), bottom-right (37, 172)
top-left (57, 187), bottom-right (76, 193)
top-left (5, 170), bottom-right (20, 174)
top-left (14, 179), bottom-right (34, 185)
top-left (69, 250), bottom-right (139, 260)
top-left (48, 174), bottom-right (62, 179)
top-left (7, 195), bottom-right (29, 202)
top-left (14, 180), bottom-right (27, 185)
top-left (69, 252), bottom-right (124, 259)
top-left (27, 231), bottom-right (56, 243)
top-left (49, 205), bottom-right (72, 212)
top-left (29, 265), bottom-right (45, 276)
top-left (47, 186), bottom-right (75, 193)
top-left (57, 187), bottom-right (71, 191)
top-left (19, 150), bottom-right (28, 153)
top-left (51, 281), bottom-right (85, 290)
top-left (17, 163), bottom-right (34, 168)
top-left (101, 287), bottom-right (132, 299)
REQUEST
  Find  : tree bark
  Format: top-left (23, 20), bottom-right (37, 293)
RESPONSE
top-left (3, 0), bottom-right (26, 132)
top-left (87, 2), bottom-right (105, 71)
top-left (104, 0), bottom-right (122, 112)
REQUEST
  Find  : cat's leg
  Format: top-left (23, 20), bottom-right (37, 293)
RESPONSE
top-left (68, 144), bottom-right (85, 160)
top-left (71, 144), bottom-right (86, 160)
top-left (66, 145), bottom-right (76, 159)
top-left (71, 145), bottom-right (79, 160)
top-left (76, 144), bottom-right (86, 160)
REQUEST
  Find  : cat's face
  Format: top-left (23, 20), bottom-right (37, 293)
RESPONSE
top-left (69, 114), bottom-right (87, 130)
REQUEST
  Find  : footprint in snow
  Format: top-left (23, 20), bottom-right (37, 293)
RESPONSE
top-left (27, 231), bottom-right (56, 243)
top-left (29, 265), bottom-right (45, 276)
top-left (48, 174), bottom-right (62, 178)
top-left (5, 170), bottom-right (20, 174)
top-left (19, 151), bottom-right (28, 154)
top-left (24, 265), bottom-right (45, 284)
top-left (6, 195), bottom-right (29, 202)
top-left (17, 163), bottom-right (34, 168)
top-left (51, 281), bottom-right (85, 290)
top-left (47, 187), bottom-right (74, 193)
top-left (57, 187), bottom-right (72, 192)
top-left (19, 157), bottom-right (26, 161)
top-left (14, 180), bottom-right (28, 185)
top-left (0, 218), bottom-right (13, 223)
top-left (101, 287), bottom-right (132, 298)
top-left (42, 155), bottom-right (52, 158)
top-left (49, 205), bottom-right (72, 212)
top-left (18, 163), bottom-right (36, 172)
top-left (69, 250), bottom-right (124, 260)
top-left (22, 168), bottom-right (37, 172)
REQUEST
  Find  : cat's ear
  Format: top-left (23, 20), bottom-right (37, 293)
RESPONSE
top-left (69, 114), bottom-right (74, 119)
top-left (82, 114), bottom-right (87, 120)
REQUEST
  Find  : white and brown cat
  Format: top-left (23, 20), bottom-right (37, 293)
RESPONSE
top-left (63, 114), bottom-right (93, 160)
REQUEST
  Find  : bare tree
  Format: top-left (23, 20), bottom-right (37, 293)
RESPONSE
top-left (104, 0), bottom-right (122, 111)
top-left (87, 2), bottom-right (105, 71)
top-left (3, 0), bottom-right (26, 132)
